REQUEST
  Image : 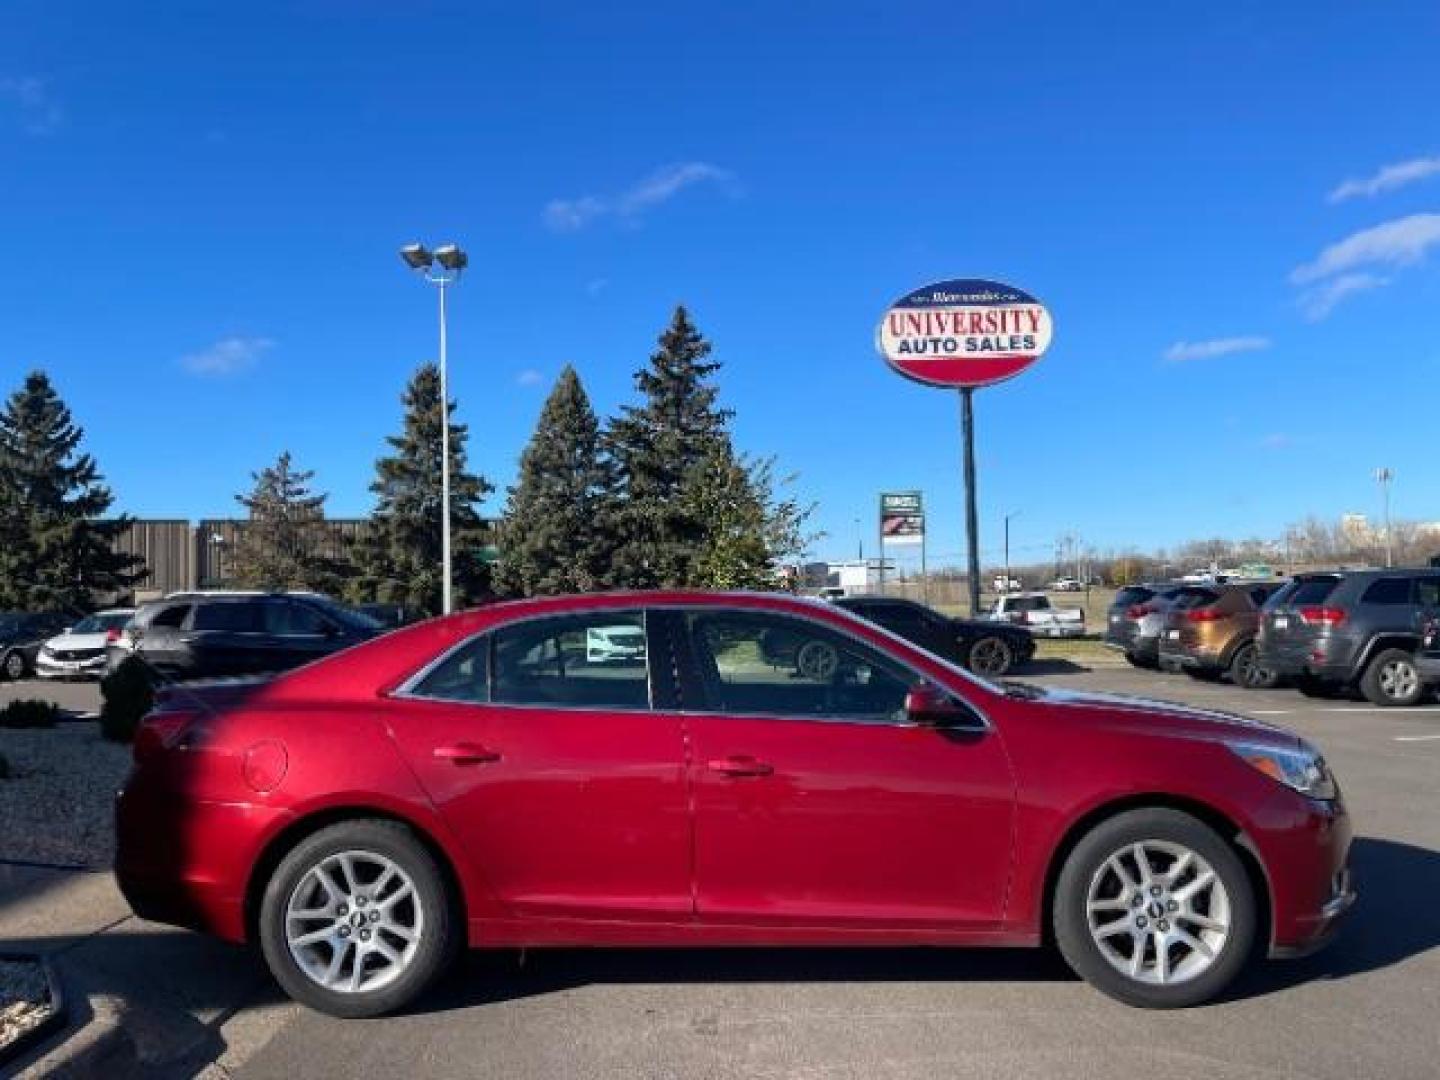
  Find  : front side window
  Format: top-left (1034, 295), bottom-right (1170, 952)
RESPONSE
top-left (1416, 579), bottom-right (1440, 608)
top-left (685, 612), bottom-right (914, 723)
top-left (491, 612), bottom-right (650, 710)
top-left (148, 604), bottom-right (191, 629)
top-left (265, 600), bottom-right (334, 635)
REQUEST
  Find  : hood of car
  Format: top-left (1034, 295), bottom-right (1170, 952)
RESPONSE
top-left (1014, 684), bottom-right (1298, 745)
top-left (44, 632), bottom-right (109, 651)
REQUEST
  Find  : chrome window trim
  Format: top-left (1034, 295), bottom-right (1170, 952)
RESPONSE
top-left (389, 601), bottom-right (992, 732)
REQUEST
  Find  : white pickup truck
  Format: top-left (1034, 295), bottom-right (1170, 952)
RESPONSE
top-left (988, 592), bottom-right (1086, 638)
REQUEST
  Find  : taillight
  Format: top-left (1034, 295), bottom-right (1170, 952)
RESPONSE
top-left (133, 709), bottom-right (201, 763)
top-left (1185, 608), bottom-right (1225, 622)
top-left (1299, 606), bottom-right (1348, 628)
top-left (105, 627), bottom-right (121, 643)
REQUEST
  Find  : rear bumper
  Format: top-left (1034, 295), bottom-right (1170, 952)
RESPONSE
top-left (1416, 654), bottom-right (1440, 685)
top-left (115, 779), bottom-right (291, 943)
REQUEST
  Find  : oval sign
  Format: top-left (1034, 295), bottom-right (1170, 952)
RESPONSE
top-left (876, 278), bottom-right (1053, 389)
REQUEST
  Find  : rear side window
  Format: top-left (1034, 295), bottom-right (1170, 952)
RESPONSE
top-left (1417, 579), bottom-right (1440, 608)
top-left (1172, 587), bottom-right (1219, 610)
top-left (192, 602), bottom-right (263, 631)
top-left (491, 612), bottom-right (650, 710)
top-left (1113, 587), bottom-right (1155, 608)
top-left (1288, 577), bottom-right (1340, 606)
top-left (1247, 585), bottom-right (1281, 607)
top-left (265, 601), bottom-right (334, 635)
top-left (1360, 578), bottom-right (1413, 606)
top-left (148, 604), bottom-right (191, 629)
top-left (410, 637), bottom-right (489, 703)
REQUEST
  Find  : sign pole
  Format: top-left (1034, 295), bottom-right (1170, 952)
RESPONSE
top-left (876, 495), bottom-right (885, 596)
top-left (920, 510), bottom-right (929, 604)
top-left (961, 388), bottom-right (981, 617)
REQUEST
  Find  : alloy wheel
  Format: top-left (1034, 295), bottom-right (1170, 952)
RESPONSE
top-left (796, 640), bottom-right (839, 680)
top-left (1378, 658), bottom-right (1419, 701)
top-left (969, 637), bottom-right (1013, 676)
top-left (1085, 839), bottom-right (1231, 986)
top-left (3, 653), bottom-right (23, 680)
top-left (285, 849), bottom-right (424, 994)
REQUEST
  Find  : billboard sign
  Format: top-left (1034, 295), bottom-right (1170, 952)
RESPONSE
top-left (880, 491), bottom-right (924, 545)
top-left (876, 278), bottom-right (1053, 389)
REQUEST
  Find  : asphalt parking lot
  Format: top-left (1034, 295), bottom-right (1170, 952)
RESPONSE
top-left (6, 664), bottom-right (1440, 1079)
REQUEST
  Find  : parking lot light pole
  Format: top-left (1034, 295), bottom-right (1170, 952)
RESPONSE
top-left (1004, 510), bottom-right (1021, 590)
top-left (1375, 467), bottom-right (1394, 568)
top-left (400, 241), bottom-right (469, 615)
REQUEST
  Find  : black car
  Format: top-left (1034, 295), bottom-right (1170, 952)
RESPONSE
top-left (0, 611), bottom-right (71, 680)
top-left (1258, 568), bottom-right (1440, 706)
top-left (830, 595), bottom-right (1034, 677)
top-left (108, 593), bottom-right (382, 681)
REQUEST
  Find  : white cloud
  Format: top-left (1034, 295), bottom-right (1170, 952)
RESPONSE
top-left (515, 368), bottom-right (544, 387)
top-left (1298, 272), bottom-right (1388, 320)
top-left (1163, 336), bottom-right (1272, 363)
top-left (544, 162), bottom-right (736, 232)
top-left (0, 76), bottom-right (63, 135)
top-left (1291, 213), bottom-right (1440, 284)
top-left (1328, 156), bottom-right (1440, 203)
top-left (179, 336), bottom-right (274, 376)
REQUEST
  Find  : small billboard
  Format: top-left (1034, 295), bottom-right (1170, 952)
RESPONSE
top-left (880, 491), bottom-right (924, 546)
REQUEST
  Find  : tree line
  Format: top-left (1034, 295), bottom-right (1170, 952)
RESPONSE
top-left (0, 306), bottom-right (814, 615)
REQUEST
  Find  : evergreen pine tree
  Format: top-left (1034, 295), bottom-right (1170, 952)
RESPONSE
top-left (494, 366), bottom-right (611, 596)
top-left (686, 448), bottom-right (815, 590)
top-left (349, 363), bottom-right (493, 614)
top-left (603, 306), bottom-right (734, 587)
top-left (229, 451), bottom-right (346, 592)
top-left (0, 371), bottom-right (144, 610)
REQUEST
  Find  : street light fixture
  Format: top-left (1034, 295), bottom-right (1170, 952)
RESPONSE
top-left (400, 240), bottom-right (468, 615)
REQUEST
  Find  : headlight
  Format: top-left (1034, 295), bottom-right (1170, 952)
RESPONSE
top-left (1228, 740), bottom-right (1337, 800)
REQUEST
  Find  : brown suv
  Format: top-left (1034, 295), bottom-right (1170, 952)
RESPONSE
top-left (1157, 580), bottom-right (1289, 688)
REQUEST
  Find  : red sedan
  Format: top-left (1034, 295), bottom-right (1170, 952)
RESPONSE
top-left (115, 591), bottom-right (1353, 1016)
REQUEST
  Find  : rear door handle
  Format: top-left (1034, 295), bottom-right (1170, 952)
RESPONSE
top-left (707, 755), bottom-right (773, 778)
top-left (432, 742), bottom-right (501, 766)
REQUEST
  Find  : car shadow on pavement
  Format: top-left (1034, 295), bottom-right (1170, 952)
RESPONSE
top-left (1229, 836), bottom-right (1440, 1000)
top-left (1018, 658), bottom-right (1091, 676)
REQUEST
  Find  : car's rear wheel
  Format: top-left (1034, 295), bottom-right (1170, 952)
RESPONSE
top-left (1053, 808), bottom-right (1256, 1008)
top-left (1359, 649), bottom-right (1426, 707)
top-left (1229, 643), bottom-right (1278, 690)
top-left (2, 651), bottom-right (25, 681)
top-left (259, 819), bottom-right (457, 1018)
top-left (967, 636), bottom-right (1015, 677)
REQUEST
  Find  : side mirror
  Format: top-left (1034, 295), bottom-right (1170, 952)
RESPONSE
top-left (904, 684), bottom-right (984, 730)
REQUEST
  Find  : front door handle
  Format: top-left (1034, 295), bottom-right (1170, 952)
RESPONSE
top-left (707, 755), bottom-right (773, 778)
top-left (432, 742), bottom-right (501, 766)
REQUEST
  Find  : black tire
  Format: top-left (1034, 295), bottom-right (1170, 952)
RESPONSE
top-left (1, 650), bottom-right (25, 681)
top-left (1228, 643), bottom-right (1279, 690)
top-left (1124, 651), bottom-right (1158, 670)
top-left (258, 819), bottom-right (458, 1018)
top-left (967, 635), bottom-right (1015, 677)
top-left (1053, 807), bottom-right (1257, 1009)
top-left (1359, 648), bottom-right (1427, 707)
top-left (1295, 673), bottom-right (1345, 699)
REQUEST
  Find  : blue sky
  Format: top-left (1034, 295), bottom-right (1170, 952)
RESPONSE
top-left (3, 1), bottom-right (1439, 570)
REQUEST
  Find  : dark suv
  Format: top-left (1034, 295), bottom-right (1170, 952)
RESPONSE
top-left (109, 593), bottom-right (381, 681)
top-left (1257, 569), bottom-right (1440, 706)
top-left (0, 611), bottom-right (70, 680)
top-left (831, 596), bottom-right (1035, 677)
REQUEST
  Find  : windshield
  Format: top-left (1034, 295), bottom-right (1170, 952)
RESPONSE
top-left (70, 613), bottom-right (131, 634)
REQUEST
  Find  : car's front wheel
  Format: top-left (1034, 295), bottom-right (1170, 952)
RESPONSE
top-left (259, 819), bottom-right (457, 1018)
top-left (966, 635), bottom-right (1015, 677)
top-left (1053, 808), bottom-right (1256, 1008)
top-left (1, 651), bottom-right (25, 681)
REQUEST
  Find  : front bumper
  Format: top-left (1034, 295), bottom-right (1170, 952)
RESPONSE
top-left (35, 653), bottom-right (108, 679)
top-left (1255, 791), bottom-right (1355, 958)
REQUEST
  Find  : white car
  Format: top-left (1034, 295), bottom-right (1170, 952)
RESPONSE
top-left (36, 608), bottom-right (135, 680)
top-left (585, 624), bottom-right (647, 664)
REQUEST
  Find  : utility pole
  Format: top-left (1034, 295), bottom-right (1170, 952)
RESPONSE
top-left (1375, 467), bottom-right (1395, 567)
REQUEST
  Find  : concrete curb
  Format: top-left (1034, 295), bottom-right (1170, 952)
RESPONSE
top-left (0, 950), bottom-right (67, 1075)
